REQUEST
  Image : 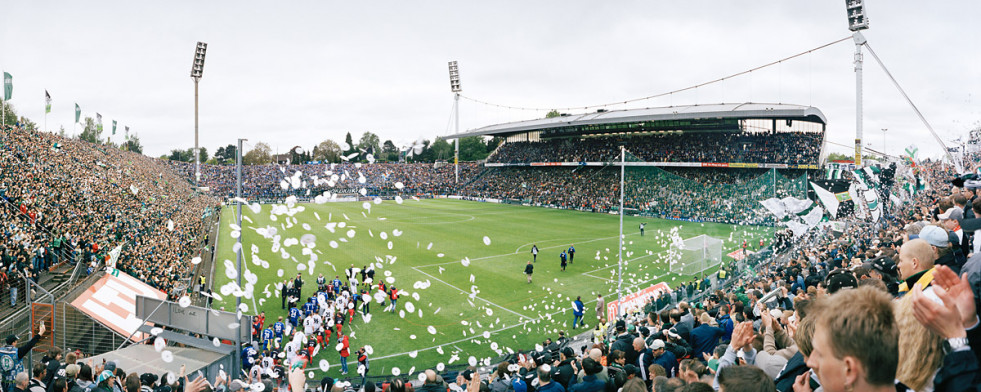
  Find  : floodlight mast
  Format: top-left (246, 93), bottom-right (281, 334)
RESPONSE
top-left (234, 137), bottom-right (245, 379)
top-left (191, 42), bottom-right (208, 188)
top-left (448, 61), bottom-right (462, 183)
top-left (845, 1), bottom-right (869, 166)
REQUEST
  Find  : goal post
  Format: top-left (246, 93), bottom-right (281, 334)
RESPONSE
top-left (668, 234), bottom-right (723, 277)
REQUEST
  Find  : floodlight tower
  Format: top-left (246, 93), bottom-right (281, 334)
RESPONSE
top-left (191, 42), bottom-right (208, 188)
top-left (845, 1), bottom-right (869, 166)
top-left (448, 61), bottom-right (462, 183)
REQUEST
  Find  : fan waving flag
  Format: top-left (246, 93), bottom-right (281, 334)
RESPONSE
top-left (45, 90), bottom-right (52, 113)
top-left (75, 103), bottom-right (81, 123)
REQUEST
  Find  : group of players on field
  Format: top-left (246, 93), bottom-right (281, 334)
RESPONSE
top-left (243, 264), bottom-right (401, 381)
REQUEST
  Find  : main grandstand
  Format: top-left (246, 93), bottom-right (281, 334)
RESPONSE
top-left (451, 103), bottom-right (825, 225)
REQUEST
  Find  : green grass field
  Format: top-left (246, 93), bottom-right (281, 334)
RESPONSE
top-left (213, 199), bottom-right (773, 379)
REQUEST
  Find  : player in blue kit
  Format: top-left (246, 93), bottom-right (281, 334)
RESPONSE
top-left (261, 326), bottom-right (274, 351)
top-left (289, 306), bottom-right (301, 326)
top-left (273, 316), bottom-right (286, 339)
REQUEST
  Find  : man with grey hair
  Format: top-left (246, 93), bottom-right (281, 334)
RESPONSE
top-left (536, 366), bottom-right (563, 392)
top-left (417, 370), bottom-right (446, 392)
top-left (904, 221), bottom-right (926, 242)
top-left (13, 372), bottom-right (29, 392)
top-left (576, 349), bottom-right (609, 383)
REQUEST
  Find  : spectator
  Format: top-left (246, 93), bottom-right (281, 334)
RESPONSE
top-left (717, 366), bottom-right (775, 392)
top-left (804, 286), bottom-right (900, 392)
top-left (689, 313), bottom-right (726, 360)
top-left (650, 340), bottom-right (677, 379)
top-left (536, 366), bottom-right (564, 392)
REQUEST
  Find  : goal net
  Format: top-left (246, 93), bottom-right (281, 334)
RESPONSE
top-left (667, 234), bottom-right (724, 276)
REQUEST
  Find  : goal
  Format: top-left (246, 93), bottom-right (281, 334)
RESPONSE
top-left (667, 234), bottom-right (724, 276)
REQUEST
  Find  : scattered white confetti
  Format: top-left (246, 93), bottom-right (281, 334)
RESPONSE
top-left (428, 326), bottom-right (437, 334)
top-left (161, 350), bottom-right (174, 363)
top-left (178, 297), bottom-right (191, 308)
top-left (483, 236), bottom-right (491, 245)
top-left (436, 363), bottom-right (445, 371)
top-left (191, 257), bottom-right (202, 265)
top-left (154, 337), bottom-right (166, 352)
top-left (150, 327), bottom-right (163, 335)
top-left (213, 337), bottom-right (221, 347)
top-left (319, 360), bottom-right (329, 372)
top-left (392, 368), bottom-right (401, 376)
top-left (468, 356), bottom-right (478, 367)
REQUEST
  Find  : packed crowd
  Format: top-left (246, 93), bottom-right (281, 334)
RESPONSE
top-left (0, 124), bottom-right (219, 300)
top-left (460, 167), bottom-right (805, 225)
top-left (171, 162), bottom-right (480, 201)
top-left (574, 158), bottom-right (981, 392)
top-left (488, 132), bottom-right (822, 165)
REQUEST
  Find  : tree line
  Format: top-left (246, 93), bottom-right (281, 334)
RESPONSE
top-left (163, 131), bottom-right (502, 165)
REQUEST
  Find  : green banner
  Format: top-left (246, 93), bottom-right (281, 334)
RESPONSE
top-left (45, 90), bottom-right (52, 113)
top-left (3, 72), bottom-right (11, 101)
top-left (75, 103), bottom-right (81, 123)
top-left (112, 120), bottom-right (117, 135)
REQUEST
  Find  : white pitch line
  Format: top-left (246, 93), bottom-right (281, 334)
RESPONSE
top-left (410, 266), bottom-right (535, 321)
top-left (415, 232), bottom-right (640, 269)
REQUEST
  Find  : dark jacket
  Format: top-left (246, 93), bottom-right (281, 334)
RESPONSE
top-left (689, 324), bottom-right (725, 359)
top-left (416, 383), bottom-right (447, 392)
top-left (552, 358), bottom-right (576, 388)
top-left (606, 364), bottom-right (627, 391)
top-left (610, 334), bottom-right (638, 365)
top-left (567, 375), bottom-right (604, 392)
top-left (653, 350), bottom-right (678, 378)
top-left (536, 381), bottom-right (565, 392)
top-left (518, 368), bottom-right (538, 392)
top-left (773, 352), bottom-right (814, 392)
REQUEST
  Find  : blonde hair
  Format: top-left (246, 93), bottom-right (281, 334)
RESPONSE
top-left (814, 286), bottom-right (898, 386)
top-left (894, 295), bottom-right (944, 391)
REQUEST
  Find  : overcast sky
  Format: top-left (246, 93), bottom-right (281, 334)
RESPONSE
top-left (2, 1), bottom-right (979, 160)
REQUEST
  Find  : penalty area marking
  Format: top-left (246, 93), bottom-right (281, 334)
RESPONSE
top-left (410, 266), bottom-right (535, 322)
top-left (369, 269), bottom-right (674, 362)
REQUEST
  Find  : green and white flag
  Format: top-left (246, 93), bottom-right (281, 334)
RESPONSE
top-left (3, 72), bottom-right (11, 100)
top-left (826, 168), bottom-right (844, 179)
top-left (112, 120), bottom-right (117, 135)
top-left (75, 103), bottom-right (81, 123)
top-left (96, 113), bottom-right (103, 132)
top-left (45, 90), bottom-right (51, 113)
top-left (106, 242), bottom-right (124, 269)
top-left (125, 126), bottom-right (129, 140)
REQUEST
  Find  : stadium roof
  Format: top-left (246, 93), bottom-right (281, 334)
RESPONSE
top-left (445, 102), bottom-right (826, 139)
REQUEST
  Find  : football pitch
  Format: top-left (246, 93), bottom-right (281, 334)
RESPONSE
top-left (213, 198), bottom-right (773, 378)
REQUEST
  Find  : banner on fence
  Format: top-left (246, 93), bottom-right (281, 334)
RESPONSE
top-left (606, 282), bottom-right (672, 321)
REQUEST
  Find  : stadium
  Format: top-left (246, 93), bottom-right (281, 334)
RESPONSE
top-left (1, 2), bottom-right (980, 392)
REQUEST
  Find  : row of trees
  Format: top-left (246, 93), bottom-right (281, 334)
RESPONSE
top-left (166, 131), bottom-right (502, 166)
